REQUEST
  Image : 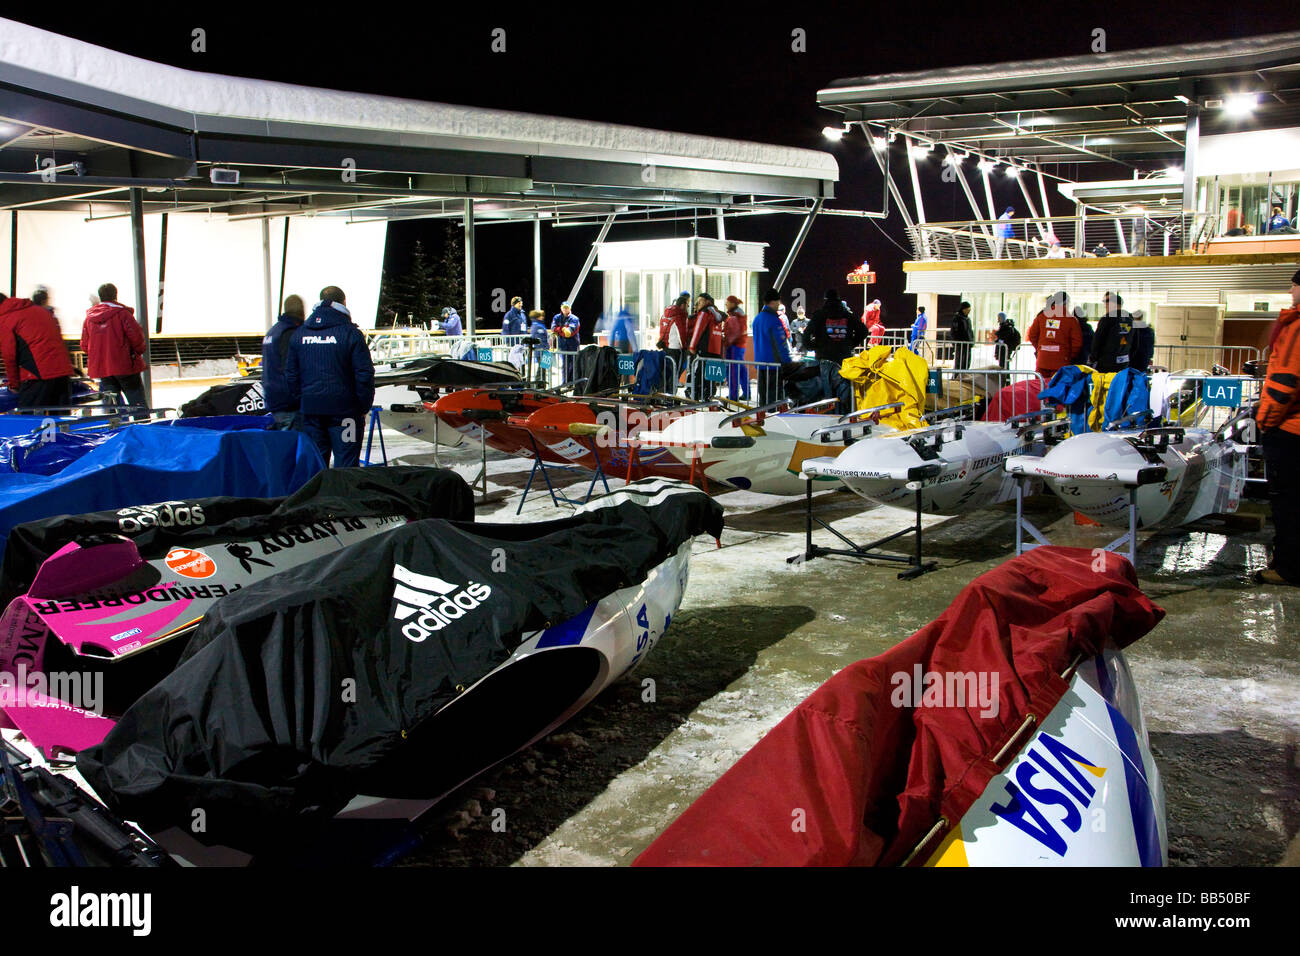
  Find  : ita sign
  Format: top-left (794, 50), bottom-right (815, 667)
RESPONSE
top-left (704, 359), bottom-right (726, 383)
top-left (1202, 377), bottom-right (1243, 408)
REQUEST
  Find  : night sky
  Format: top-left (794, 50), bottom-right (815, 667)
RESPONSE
top-left (15, 3), bottom-right (1299, 331)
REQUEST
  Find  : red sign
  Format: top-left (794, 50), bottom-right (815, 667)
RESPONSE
top-left (846, 269), bottom-right (877, 285)
top-left (165, 547), bottom-right (216, 580)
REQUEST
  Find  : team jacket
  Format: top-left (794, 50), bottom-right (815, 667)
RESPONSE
top-left (808, 301), bottom-right (866, 363)
top-left (752, 306), bottom-right (792, 365)
top-left (80, 301), bottom-right (146, 378)
top-left (1089, 310), bottom-right (1134, 372)
top-left (501, 307), bottom-right (527, 337)
top-left (687, 307), bottom-right (726, 358)
top-left (658, 305), bottom-right (689, 350)
top-left (724, 308), bottom-right (748, 348)
top-left (551, 312), bottom-right (581, 351)
top-left (1, 297), bottom-right (75, 385)
top-left (1257, 306), bottom-right (1300, 436)
top-left (285, 301), bottom-right (375, 417)
top-left (1027, 309), bottom-right (1082, 375)
top-left (261, 313), bottom-right (303, 413)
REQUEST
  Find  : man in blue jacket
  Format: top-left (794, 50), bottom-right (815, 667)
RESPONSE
top-left (261, 294), bottom-right (305, 430)
top-left (752, 289), bottom-right (792, 406)
top-left (286, 286), bottom-right (375, 468)
top-left (502, 296), bottom-right (527, 340)
top-left (551, 301), bottom-right (581, 383)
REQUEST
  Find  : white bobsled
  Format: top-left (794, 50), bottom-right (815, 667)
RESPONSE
top-left (802, 411), bottom-right (1062, 516)
top-left (1004, 422), bottom-right (1247, 530)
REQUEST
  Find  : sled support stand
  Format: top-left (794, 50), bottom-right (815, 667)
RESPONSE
top-left (1012, 473), bottom-right (1138, 567)
top-left (363, 407), bottom-right (389, 467)
top-left (786, 477), bottom-right (938, 579)
top-left (517, 433), bottom-right (610, 513)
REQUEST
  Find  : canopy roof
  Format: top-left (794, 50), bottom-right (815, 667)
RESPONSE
top-left (818, 32), bottom-right (1300, 168)
top-left (0, 17), bottom-right (837, 222)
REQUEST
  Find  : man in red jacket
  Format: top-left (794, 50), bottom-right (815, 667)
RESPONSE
top-left (657, 292), bottom-right (691, 390)
top-left (686, 293), bottom-right (726, 401)
top-left (1026, 291), bottom-right (1082, 380)
top-left (81, 283), bottom-right (148, 414)
top-left (723, 295), bottom-right (749, 400)
top-left (0, 292), bottom-right (76, 408)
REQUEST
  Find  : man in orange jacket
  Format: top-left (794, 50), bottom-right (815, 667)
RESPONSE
top-left (1254, 269), bottom-right (1300, 586)
top-left (1026, 291), bottom-right (1082, 381)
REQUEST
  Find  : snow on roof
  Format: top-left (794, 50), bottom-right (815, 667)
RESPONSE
top-left (0, 18), bottom-right (837, 183)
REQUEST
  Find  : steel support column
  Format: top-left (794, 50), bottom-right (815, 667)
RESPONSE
top-left (278, 217), bottom-right (290, 314)
top-left (464, 200), bottom-right (476, 335)
top-left (8, 211), bottom-right (16, 297)
top-left (773, 197), bottom-right (823, 290)
top-left (129, 189), bottom-right (152, 407)
top-left (155, 213), bottom-right (168, 334)
top-left (1182, 102), bottom-right (1201, 252)
top-left (533, 214), bottom-right (542, 312)
top-left (261, 217), bottom-right (274, 332)
top-left (565, 211), bottom-right (616, 307)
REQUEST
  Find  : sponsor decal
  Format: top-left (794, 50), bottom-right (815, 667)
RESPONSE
top-left (165, 548), bottom-right (216, 580)
top-left (109, 627), bottom-right (143, 643)
top-left (116, 501), bottom-right (206, 534)
top-left (988, 733), bottom-right (1106, 857)
top-left (391, 564), bottom-right (493, 643)
top-left (29, 582), bottom-right (240, 616)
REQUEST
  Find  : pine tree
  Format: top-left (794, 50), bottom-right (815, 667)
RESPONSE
top-left (434, 222), bottom-right (466, 319)
top-left (376, 269), bottom-right (400, 328)
top-left (396, 240), bottom-right (437, 326)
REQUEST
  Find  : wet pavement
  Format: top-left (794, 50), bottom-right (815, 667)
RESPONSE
top-left (150, 376), bottom-right (1297, 869)
top-left (374, 430), bottom-right (1300, 867)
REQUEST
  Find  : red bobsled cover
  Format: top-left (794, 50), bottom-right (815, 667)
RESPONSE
top-left (634, 546), bottom-right (1164, 867)
top-left (982, 377), bottom-right (1043, 422)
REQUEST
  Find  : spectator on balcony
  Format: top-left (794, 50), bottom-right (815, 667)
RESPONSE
top-left (1092, 241), bottom-right (1111, 258)
top-left (1268, 206), bottom-right (1296, 234)
top-left (1046, 235), bottom-right (1067, 258)
top-left (994, 206), bottom-right (1015, 259)
top-left (1224, 206), bottom-right (1241, 235)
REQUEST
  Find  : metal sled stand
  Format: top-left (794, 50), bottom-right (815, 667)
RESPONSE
top-left (787, 475), bottom-right (939, 579)
top-left (516, 431), bottom-right (610, 513)
top-left (1010, 472), bottom-right (1143, 566)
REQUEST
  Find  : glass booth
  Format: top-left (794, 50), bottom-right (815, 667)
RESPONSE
top-left (595, 237), bottom-right (768, 346)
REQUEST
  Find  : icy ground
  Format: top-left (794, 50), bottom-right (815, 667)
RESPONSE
top-left (151, 380), bottom-right (1300, 866)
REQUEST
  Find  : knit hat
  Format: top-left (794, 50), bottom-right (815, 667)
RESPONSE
top-left (998, 311), bottom-right (1007, 321)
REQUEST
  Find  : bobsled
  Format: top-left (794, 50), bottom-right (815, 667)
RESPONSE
top-left (1004, 415), bottom-right (1248, 530)
top-left (375, 355), bottom-right (524, 447)
top-left (802, 408), bottom-right (1066, 515)
top-left (1, 478), bottom-right (722, 865)
top-left (637, 397), bottom-right (854, 495)
top-left (636, 547), bottom-right (1167, 867)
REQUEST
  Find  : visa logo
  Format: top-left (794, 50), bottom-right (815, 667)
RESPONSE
top-left (988, 732), bottom-right (1105, 856)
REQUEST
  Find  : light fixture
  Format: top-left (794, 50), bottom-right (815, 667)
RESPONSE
top-left (871, 136), bottom-right (888, 151)
top-left (1004, 164), bottom-right (1022, 178)
top-left (977, 159), bottom-right (996, 173)
top-left (944, 151), bottom-right (965, 167)
top-left (910, 143), bottom-right (933, 158)
top-left (1175, 94), bottom-right (1191, 105)
top-left (1224, 93), bottom-right (1258, 117)
top-left (1165, 165), bottom-right (1182, 178)
top-left (822, 126), bottom-right (846, 140)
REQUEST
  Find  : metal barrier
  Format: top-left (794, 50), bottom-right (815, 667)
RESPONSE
top-left (926, 368), bottom-right (1047, 416)
top-left (904, 210), bottom-right (1188, 262)
top-left (1150, 344), bottom-right (1261, 376)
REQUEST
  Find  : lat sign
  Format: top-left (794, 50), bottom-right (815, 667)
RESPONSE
top-left (1202, 377), bottom-right (1243, 408)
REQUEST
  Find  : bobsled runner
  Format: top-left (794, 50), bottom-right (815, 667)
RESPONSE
top-left (2, 478), bottom-right (722, 865)
top-left (636, 546), bottom-right (1167, 867)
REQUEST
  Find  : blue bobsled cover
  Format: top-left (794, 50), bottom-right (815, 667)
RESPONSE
top-left (0, 424), bottom-right (323, 559)
top-left (1102, 368), bottom-right (1151, 430)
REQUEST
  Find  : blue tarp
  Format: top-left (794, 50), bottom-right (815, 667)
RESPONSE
top-left (0, 422), bottom-right (323, 560)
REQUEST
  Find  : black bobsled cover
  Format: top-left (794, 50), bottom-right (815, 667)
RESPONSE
top-left (375, 356), bottom-right (521, 389)
top-left (76, 481), bottom-right (722, 852)
top-left (0, 467), bottom-right (473, 606)
top-left (179, 380), bottom-right (265, 418)
top-left (574, 346), bottom-right (621, 395)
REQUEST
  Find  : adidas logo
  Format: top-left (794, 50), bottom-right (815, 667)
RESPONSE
top-left (391, 563), bottom-right (493, 643)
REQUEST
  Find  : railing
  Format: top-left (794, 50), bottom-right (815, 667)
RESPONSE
top-left (905, 211), bottom-right (1188, 262)
top-left (1151, 344), bottom-right (1261, 376)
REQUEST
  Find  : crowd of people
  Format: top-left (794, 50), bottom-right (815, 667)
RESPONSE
top-left (0, 282), bottom-right (149, 414)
